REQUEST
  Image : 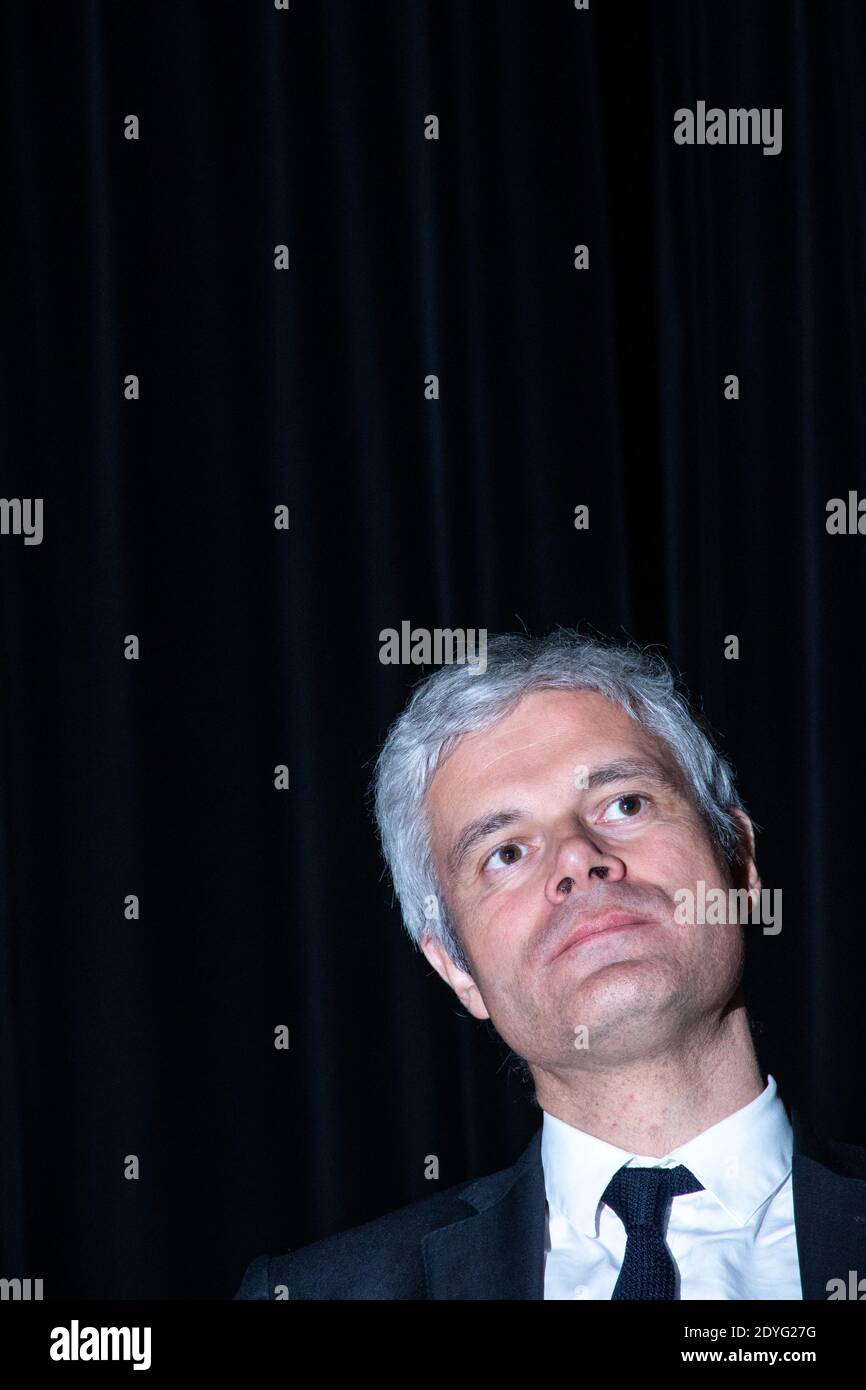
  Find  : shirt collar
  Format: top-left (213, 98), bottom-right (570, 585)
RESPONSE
top-left (540, 1073), bottom-right (793, 1237)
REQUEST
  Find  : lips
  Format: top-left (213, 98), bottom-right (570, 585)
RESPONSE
top-left (550, 911), bottom-right (655, 961)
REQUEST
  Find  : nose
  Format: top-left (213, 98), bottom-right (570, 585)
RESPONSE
top-left (544, 833), bottom-right (626, 905)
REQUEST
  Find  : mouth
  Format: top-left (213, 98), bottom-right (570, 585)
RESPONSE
top-left (550, 913), bottom-right (656, 961)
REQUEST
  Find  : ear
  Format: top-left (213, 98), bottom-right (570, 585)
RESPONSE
top-left (728, 807), bottom-right (761, 898)
top-left (420, 932), bottom-right (490, 1021)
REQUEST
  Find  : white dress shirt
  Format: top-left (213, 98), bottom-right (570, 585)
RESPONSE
top-left (541, 1073), bottom-right (802, 1299)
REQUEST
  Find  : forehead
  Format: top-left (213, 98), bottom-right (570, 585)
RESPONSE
top-left (426, 687), bottom-right (667, 822)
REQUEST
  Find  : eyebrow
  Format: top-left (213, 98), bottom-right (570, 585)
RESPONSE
top-left (444, 757), bottom-right (682, 879)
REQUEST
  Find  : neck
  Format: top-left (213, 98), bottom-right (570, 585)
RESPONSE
top-left (531, 1002), bottom-right (766, 1157)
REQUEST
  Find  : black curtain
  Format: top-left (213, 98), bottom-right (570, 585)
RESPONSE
top-left (2, 0), bottom-right (865, 1300)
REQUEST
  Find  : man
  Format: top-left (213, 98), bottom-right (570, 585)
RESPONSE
top-left (234, 629), bottom-right (866, 1300)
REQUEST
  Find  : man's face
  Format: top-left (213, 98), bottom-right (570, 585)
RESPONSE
top-left (421, 688), bottom-right (757, 1078)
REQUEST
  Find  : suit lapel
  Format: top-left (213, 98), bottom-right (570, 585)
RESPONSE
top-left (791, 1106), bottom-right (866, 1300)
top-left (422, 1128), bottom-right (545, 1299)
top-left (423, 1107), bottom-right (866, 1300)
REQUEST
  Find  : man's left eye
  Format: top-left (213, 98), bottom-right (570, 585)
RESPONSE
top-left (601, 794), bottom-right (648, 822)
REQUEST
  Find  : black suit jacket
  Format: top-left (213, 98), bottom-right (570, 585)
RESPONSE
top-left (233, 1107), bottom-right (866, 1300)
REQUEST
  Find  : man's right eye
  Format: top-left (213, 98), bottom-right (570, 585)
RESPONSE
top-left (484, 842), bottom-right (526, 871)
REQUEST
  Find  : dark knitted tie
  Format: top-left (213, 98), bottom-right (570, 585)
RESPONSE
top-left (601, 1163), bottom-right (705, 1299)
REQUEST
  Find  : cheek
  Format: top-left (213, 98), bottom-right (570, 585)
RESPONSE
top-left (636, 822), bottom-right (722, 883)
top-left (472, 881), bottom-right (547, 959)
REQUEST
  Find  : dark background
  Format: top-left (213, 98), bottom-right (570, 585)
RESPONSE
top-left (2, 0), bottom-right (865, 1299)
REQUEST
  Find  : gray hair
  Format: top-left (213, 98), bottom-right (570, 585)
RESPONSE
top-left (371, 628), bottom-right (748, 973)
